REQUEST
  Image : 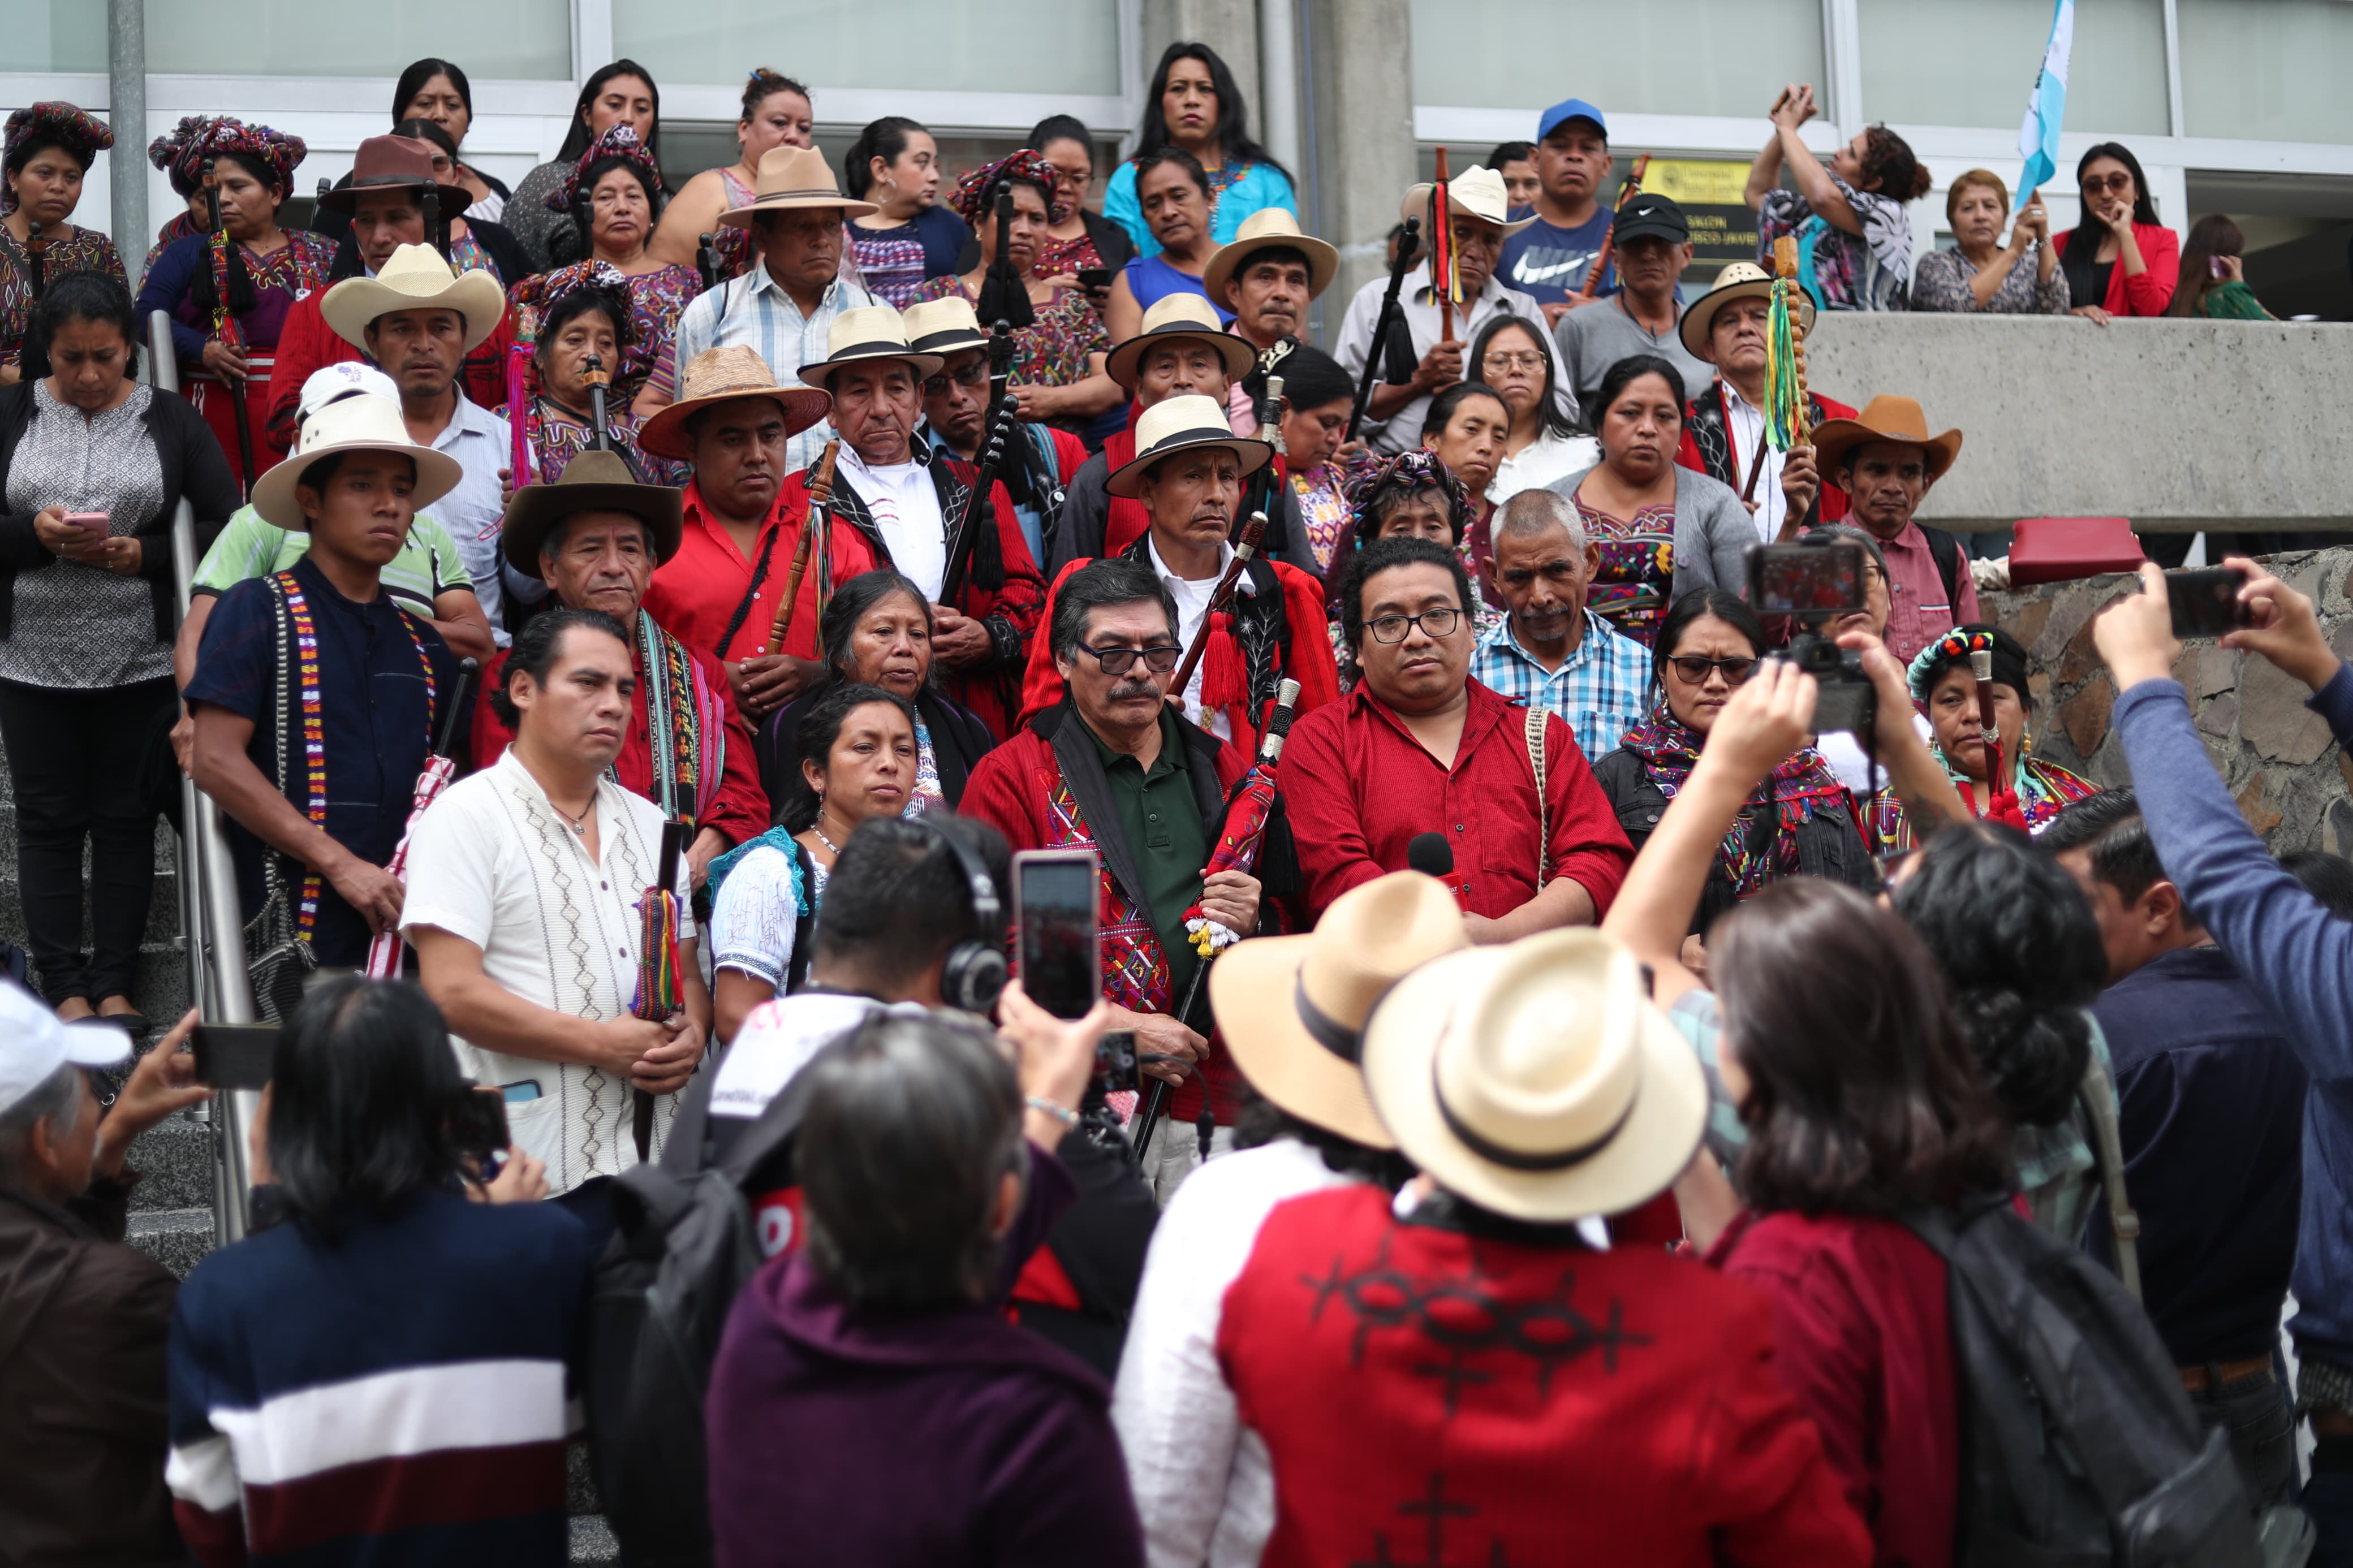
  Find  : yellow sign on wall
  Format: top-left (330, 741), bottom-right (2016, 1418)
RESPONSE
top-left (1640, 157), bottom-right (1762, 277)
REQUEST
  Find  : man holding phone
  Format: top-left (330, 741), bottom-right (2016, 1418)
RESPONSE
top-left (965, 556), bottom-right (1272, 1199)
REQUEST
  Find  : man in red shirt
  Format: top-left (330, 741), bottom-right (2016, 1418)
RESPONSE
top-left (472, 451), bottom-right (764, 888)
top-left (1809, 395), bottom-right (1978, 665)
top-left (1283, 535), bottom-right (1630, 934)
top-left (636, 344), bottom-right (877, 724)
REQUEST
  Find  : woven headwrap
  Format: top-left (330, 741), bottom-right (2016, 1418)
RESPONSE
top-left (508, 259), bottom-right (637, 349)
top-left (1342, 448), bottom-right (1476, 539)
top-left (1906, 624), bottom-right (2028, 706)
top-left (148, 115), bottom-right (231, 196)
top-left (3, 103), bottom-right (113, 213)
top-left (949, 150), bottom-right (1071, 228)
top-left (145, 115), bottom-right (305, 202)
top-left (548, 123), bottom-right (666, 213)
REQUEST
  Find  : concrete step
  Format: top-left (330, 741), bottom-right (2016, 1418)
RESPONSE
top-left (127, 1206), bottom-right (216, 1278)
top-left (124, 1109), bottom-right (216, 1213)
top-left (569, 1518), bottom-right (619, 1564)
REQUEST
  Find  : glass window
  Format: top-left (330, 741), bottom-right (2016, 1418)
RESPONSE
top-left (2180, 0), bottom-right (2353, 144)
top-left (0, 2), bottom-right (105, 71)
top-left (140, 0), bottom-right (572, 79)
top-left (1410, 0), bottom-right (1824, 118)
top-left (1859, 0), bottom-right (2167, 134)
top-left (613, 1), bottom-right (1121, 96)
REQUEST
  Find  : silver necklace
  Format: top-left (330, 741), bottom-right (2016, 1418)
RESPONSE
top-left (553, 796), bottom-right (595, 836)
top-left (811, 812), bottom-right (846, 857)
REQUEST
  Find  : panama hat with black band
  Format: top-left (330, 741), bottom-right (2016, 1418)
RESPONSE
top-left (501, 448), bottom-right (684, 576)
top-left (1105, 394), bottom-right (1275, 499)
top-left (1680, 260), bottom-right (1819, 360)
top-left (1201, 208), bottom-right (1342, 308)
top-left (901, 295), bottom-right (990, 357)
top-left (318, 241), bottom-right (507, 355)
top-left (798, 306), bottom-right (945, 395)
top-left (1105, 293), bottom-right (1257, 391)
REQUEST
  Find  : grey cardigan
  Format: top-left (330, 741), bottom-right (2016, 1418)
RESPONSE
top-left (1545, 462), bottom-right (1753, 607)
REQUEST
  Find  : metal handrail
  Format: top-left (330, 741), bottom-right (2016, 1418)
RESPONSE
top-left (150, 312), bottom-right (257, 1243)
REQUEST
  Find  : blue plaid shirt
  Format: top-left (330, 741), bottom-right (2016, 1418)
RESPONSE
top-left (666, 262), bottom-right (879, 474)
top-left (1471, 610), bottom-right (1653, 762)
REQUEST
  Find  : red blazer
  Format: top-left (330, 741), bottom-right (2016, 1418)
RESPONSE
top-left (265, 289), bottom-right (515, 452)
top-left (2052, 221), bottom-right (2179, 317)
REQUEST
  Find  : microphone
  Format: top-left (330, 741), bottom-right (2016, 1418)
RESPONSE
top-left (1407, 831), bottom-right (1454, 880)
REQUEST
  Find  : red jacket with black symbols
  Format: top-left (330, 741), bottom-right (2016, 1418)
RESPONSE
top-left (1217, 1183), bottom-right (1874, 1567)
top-left (777, 439), bottom-right (1042, 739)
top-left (1677, 383), bottom-right (1856, 521)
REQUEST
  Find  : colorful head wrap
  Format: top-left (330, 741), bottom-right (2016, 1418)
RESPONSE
top-left (1342, 448), bottom-right (1476, 543)
top-left (1906, 624), bottom-right (2028, 705)
top-left (139, 115), bottom-right (305, 201)
top-left (4, 102), bottom-right (113, 212)
top-left (548, 123), bottom-right (666, 213)
top-left (507, 259), bottom-right (637, 349)
top-left (948, 150), bottom-right (1071, 228)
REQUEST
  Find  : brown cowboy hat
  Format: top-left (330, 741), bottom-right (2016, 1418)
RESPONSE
top-left (717, 145), bottom-right (877, 228)
top-left (637, 344), bottom-right (834, 463)
top-left (315, 133), bottom-right (471, 216)
top-left (501, 449), bottom-right (684, 576)
top-left (1808, 394), bottom-right (1964, 483)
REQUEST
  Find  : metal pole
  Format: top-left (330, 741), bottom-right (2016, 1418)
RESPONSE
top-left (106, 0), bottom-right (146, 289)
top-left (1259, 0), bottom-right (1302, 179)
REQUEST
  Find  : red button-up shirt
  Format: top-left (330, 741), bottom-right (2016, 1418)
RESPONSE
top-left (1875, 518), bottom-right (1981, 667)
top-left (641, 480), bottom-right (882, 667)
top-left (1281, 679), bottom-right (1632, 922)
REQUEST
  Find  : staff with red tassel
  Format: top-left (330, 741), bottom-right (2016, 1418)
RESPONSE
top-left (629, 818), bottom-right (692, 1163)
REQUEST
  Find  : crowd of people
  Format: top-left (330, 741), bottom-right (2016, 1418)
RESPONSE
top-left (0, 40), bottom-right (2339, 1568)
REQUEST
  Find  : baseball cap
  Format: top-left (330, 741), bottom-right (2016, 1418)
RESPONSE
top-left (1614, 193), bottom-right (1690, 245)
top-left (0, 980), bottom-right (129, 1118)
top-left (1537, 98), bottom-right (1608, 144)
top-left (295, 361), bottom-right (400, 430)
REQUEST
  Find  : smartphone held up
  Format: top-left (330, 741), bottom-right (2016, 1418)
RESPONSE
top-left (2160, 566), bottom-right (2251, 640)
top-left (1014, 848), bottom-right (1102, 1021)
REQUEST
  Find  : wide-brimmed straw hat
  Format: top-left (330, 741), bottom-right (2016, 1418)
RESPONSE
top-left (315, 133), bottom-right (470, 217)
top-left (717, 145), bottom-right (877, 228)
top-left (798, 306), bottom-right (944, 392)
top-left (636, 344), bottom-right (834, 463)
top-left (1105, 293), bottom-right (1257, 391)
top-left (1361, 928), bottom-right (1706, 1223)
top-left (901, 295), bottom-right (989, 357)
top-left (501, 448), bottom-right (684, 576)
top-left (1211, 872), bottom-right (1469, 1149)
top-left (250, 392), bottom-right (462, 531)
top-left (1679, 260), bottom-right (1818, 360)
top-left (1105, 394), bottom-right (1274, 499)
top-left (319, 243), bottom-right (506, 354)
top-left (1201, 208), bottom-right (1341, 306)
top-left (1400, 165), bottom-right (1537, 235)
top-left (1809, 394), bottom-right (1964, 483)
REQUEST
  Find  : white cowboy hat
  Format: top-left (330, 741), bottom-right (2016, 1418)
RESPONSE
top-left (1400, 165), bottom-right (1537, 236)
top-left (1105, 393), bottom-right (1274, 500)
top-left (717, 145), bottom-right (877, 228)
top-left (636, 344), bottom-right (834, 463)
top-left (901, 294), bottom-right (989, 357)
top-left (1361, 928), bottom-right (1706, 1223)
top-left (799, 305), bottom-right (945, 392)
top-left (318, 242), bottom-right (507, 354)
top-left (1210, 871), bottom-right (1469, 1149)
top-left (1201, 207), bottom-right (1342, 305)
top-left (1680, 260), bottom-right (1819, 361)
top-left (250, 390), bottom-right (463, 531)
top-left (1104, 292), bottom-right (1256, 390)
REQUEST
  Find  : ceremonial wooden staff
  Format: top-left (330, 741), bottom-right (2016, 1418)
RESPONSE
top-left (1971, 641), bottom-right (2005, 820)
top-left (631, 817), bottom-right (693, 1163)
top-left (1746, 235), bottom-right (1815, 508)
top-left (761, 439), bottom-right (839, 656)
top-left (1572, 152), bottom-right (1652, 305)
top-left (1430, 146), bottom-right (1455, 343)
top-left (21, 217), bottom-right (42, 301)
top-left (1344, 215), bottom-right (1419, 442)
top-left (582, 353), bottom-right (615, 453)
top-left (1166, 509), bottom-right (1269, 701)
top-left (200, 156), bottom-right (257, 500)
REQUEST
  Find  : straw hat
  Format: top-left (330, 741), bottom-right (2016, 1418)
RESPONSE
top-left (1361, 928), bottom-right (1706, 1223)
top-left (501, 449), bottom-right (685, 576)
top-left (1400, 165), bottom-right (1537, 235)
top-left (1105, 394), bottom-right (1274, 499)
top-left (1201, 208), bottom-right (1341, 306)
top-left (1679, 261), bottom-right (1818, 360)
top-left (717, 145), bottom-right (877, 228)
top-left (319, 243), bottom-right (507, 354)
top-left (1809, 394), bottom-right (1964, 483)
top-left (1105, 293), bottom-right (1256, 390)
top-left (314, 133), bottom-right (470, 217)
top-left (1210, 872), bottom-right (1469, 1149)
top-left (798, 305), bottom-right (944, 393)
top-left (250, 392), bottom-right (463, 531)
top-left (636, 344), bottom-right (834, 463)
top-left (902, 295), bottom-right (989, 356)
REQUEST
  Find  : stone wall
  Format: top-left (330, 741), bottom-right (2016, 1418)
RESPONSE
top-left (1984, 548), bottom-right (2353, 854)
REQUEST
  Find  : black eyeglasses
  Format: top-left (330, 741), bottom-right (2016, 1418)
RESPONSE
top-left (1665, 654), bottom-right (1759, 686)
top-left (1365, 607), bottom-right (1463, 643)
top-left (1076, 643), bottom-right (1181, 675)
top-left (922, 362), bottom-right (988, 395)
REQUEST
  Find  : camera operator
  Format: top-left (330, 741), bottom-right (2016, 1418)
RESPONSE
top-left (673, 813), bottom-right (1161, 1375)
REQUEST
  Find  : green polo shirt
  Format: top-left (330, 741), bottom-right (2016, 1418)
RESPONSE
top-left (1086, 705), bottom-right (1210, 1000)
top-left (189, 503), bottom-right (472, 621)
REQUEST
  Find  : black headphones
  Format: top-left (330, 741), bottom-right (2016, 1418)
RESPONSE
top-left (914, 817), bottom-right (1009, 1016)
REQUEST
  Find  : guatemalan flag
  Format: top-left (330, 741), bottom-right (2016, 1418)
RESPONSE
top-left (2018, 0), bottom-right (2075, 196)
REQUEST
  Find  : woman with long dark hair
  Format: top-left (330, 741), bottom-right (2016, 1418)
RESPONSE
top-left (650, 68), bottom-right (812, 278)
top-left (1104, 42), bottom-right (1296, 256)
top-left (506, 61), bottom-right (661, 273)
top-left (390, 59), bottom-right (511, 221)
top-left (2053, 141), bottom-right (2178, 323)
top-left (841, 116), bottom-right (970, 307)
top-left (533, 124), bottom-right (699, 405)
top-left (2169, 213), bottom-right (2273, 321)
top-left (1472, 314), bottom-right (1593, 504)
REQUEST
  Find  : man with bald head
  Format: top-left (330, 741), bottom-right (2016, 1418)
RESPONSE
top-left (1471, 488), bottom-right (1652, 760)
top-left (472, 451), bottom-right (766, 887)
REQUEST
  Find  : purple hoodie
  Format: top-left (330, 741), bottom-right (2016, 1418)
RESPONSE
top-left (705, 1146), bottom-right (1144, 1568)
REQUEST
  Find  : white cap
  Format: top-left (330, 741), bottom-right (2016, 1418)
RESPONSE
top-left (296, 362), bottom-right (399, 429)
top-left (0, 980), bottom-right (129, 1118)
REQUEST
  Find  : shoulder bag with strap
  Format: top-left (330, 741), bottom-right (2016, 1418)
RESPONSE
top-left (1524, 705), bottom-right (1550, 892)
top-left (2080, 1058), bottom-right (2144, 1303)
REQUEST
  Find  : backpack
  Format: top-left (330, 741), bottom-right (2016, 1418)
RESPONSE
top-left (1905, 1196), bottom-right (2262, 1568)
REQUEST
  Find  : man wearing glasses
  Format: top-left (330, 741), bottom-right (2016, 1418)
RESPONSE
top-left (1284, 535), bottom-right (1631, 935)
top-left (963, 552), bottom-right (1286, 1199)
top-left (908, 294), bottom-right (1087, 576)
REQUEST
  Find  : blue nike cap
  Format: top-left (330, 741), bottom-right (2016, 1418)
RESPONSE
top-left (1538, 98), bottom-right (1608, 144)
